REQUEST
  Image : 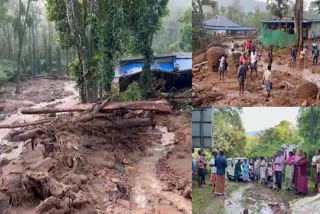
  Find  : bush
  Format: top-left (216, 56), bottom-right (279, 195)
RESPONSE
top-left (0, 70), bottom-right (8, 86)
top-left (110, 82), bottom-right (142, 102)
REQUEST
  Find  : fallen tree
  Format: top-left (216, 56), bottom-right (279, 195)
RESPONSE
top-left (21, 100), bottom-right (172, 114)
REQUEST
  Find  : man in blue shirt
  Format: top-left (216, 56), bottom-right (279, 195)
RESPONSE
top-left (214, 150), bottom-right (227, 196)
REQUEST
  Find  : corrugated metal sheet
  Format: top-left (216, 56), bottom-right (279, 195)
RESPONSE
top-left (204, 26), bottom-right (256, 31)
top-left (204, 15), bottom-right (239, 27)
top-left (115, 54), bottom-right (192, 78)
top-left (261, 19), bottom-right (320, 24)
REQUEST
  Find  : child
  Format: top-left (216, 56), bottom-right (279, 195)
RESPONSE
top-left (267, 163), bottom-right (273, 188)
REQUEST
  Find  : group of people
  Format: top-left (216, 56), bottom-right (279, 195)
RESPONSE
top-left (290, 40), bottom-right (319, 68)
top-left (193, 148), bottom-right (320, 197)
top-left (234, 149), bottom-right (320, 195)
top-left (236, 40), bottom-right (273, 100)
top-left (193, 150), bottom-right (228, 196)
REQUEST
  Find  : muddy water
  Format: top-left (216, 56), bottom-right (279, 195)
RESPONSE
top-left (224, 184), bottom-right (252, 214)
top-left (130, 126), bottom-right (191, 214)
top-left (0, 81), bottom-right (78, 160)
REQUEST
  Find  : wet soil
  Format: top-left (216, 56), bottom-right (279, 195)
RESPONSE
top-left (0, 78), bottom-right (192, 214)
top-left (193, 38), bottom-right (320, 107)
top-left (194, 180), bottom-right (312, 214)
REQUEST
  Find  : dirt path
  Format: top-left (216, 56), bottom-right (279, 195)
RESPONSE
top-left (0, 79), bottom-right (78, 161)
top-left (192, 38), bottom-right (320, 107)
top-left (131, 126), bottom-right (191, 213)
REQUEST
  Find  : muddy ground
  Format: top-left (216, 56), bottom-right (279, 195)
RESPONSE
top-left (192, 175), bottom-right (317, 214)
top-left (0, 78), bottom-right (191, 214)
top-left (192, 36), bottom-right (320, 107)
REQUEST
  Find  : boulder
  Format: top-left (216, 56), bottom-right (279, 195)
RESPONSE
top-left (192, 52), bottom-right (206, 66)
top-left (295, 82), bottom-right (318, 99)
top-left (227, 52), bottom-right (241, 72)
top-left (206, 47), bottom-right (225, 72)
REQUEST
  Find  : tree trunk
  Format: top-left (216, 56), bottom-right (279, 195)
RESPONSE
top-left (310, 107), bottom-right (315, 144)
top-left (294, 0), bottom-right (303, 49)
top-left (15, 0), bottom-right (32, 94)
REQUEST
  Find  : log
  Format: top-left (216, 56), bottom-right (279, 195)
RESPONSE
top-left (0, 119), bottom-right (51, 129)
top-left (21, 100), bottom-right (172, 115)
top-left (114, 118), bottom-right (152, 129)
top-left (9, 128), bottom-right (43, 142)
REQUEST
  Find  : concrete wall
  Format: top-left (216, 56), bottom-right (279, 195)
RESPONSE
top-left (310, 22), bottom-right (320, 39)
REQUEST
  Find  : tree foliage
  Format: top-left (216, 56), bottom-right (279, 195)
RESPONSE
top-left (248, 120), bottom-right (302, 157)
top-left (213, 108), bottom-right (247, 157)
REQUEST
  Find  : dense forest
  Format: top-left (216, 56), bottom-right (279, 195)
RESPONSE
top-left (0, 0), bottom-right (191, 103)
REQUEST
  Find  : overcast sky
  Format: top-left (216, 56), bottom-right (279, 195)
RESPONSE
top-left (241, 107), bottom-right (300, 133)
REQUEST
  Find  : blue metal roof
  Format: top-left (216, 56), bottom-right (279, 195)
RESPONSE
top-left (261, 19), bottom-right (320, 24)
top-left (204, 26), bottom-right (256, 31)
top-left (115, 54), bottom-right (192, 78)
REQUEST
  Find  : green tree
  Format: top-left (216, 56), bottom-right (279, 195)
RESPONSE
top-left (124, 0), bottom-right (169, 98)
top-left (178, 8), bottom-right (192, 52)
top-left (192, 0), bottom-right (216, 50)
top-left (213, 108), bottom-right (247, 157)
top-left (249, 120), bottom-right (302, 157)
top-left (267, 0), bottom-right (289, 27)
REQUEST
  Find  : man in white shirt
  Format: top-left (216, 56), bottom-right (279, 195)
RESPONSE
top-left (231, 40), bottom-right (235, 53)
top-left (250, 50), bottom-right (258, 77)
top-left (219, 54), bottom-right (226, 81)
top-left (209, 151), bottom-right (218, 188)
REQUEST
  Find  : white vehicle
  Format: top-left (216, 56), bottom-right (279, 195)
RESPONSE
top-left (226, 157), bottom-right (247, 181)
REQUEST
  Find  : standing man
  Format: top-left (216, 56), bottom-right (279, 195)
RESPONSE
top-left (219, 54), bottom-right (226, 81)
top-left (197, 150), bottom-right (206, 188)
top-left (300, 47), bottom-right (306, 69)
top-left (215, 150), bottom-right (227, 196)
top-left (274, 151), bottom-right (285, 192)
top-left (231, 40), bottom-right (235, 53)
top-left (254, 157), bottom-right (261, 182)
top-left (291, 45), bottom-right (297, 66)
top-left (313, 46), bottom-right (319, 65)
top-left (238, 61), bottom-right (247, 96)
top-left (209, 151), bottom-right (218, 188)
top-left (235, 159), bottom-right (242, 182)
top-left (262, 65), bottom-right (272, 101)
top-left (250, 49), bottom-right (258, 77)
top-left (268, 46), bottom-right (273, 67)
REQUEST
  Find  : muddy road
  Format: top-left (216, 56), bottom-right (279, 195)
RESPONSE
top-left (193, 180), bottom-right (317, 214)
top-left (0, 77), bottom-right (192, 214)
top-left (193, 37), bottom-right (320, 107)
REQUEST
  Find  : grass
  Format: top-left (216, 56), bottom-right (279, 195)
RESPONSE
top-left (192, 175), bottom-right (241, 214)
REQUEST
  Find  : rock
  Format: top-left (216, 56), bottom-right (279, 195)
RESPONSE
top-left (155, 207), bottom-right (181, 214)
top-left (118, 199), bottom-right (130, 208)
top-left (0, 192), bottom-right (9, 213)
top-left (271, 96), bottom-right (293, 106)
top-left (295, 82), bottom-right (318, 99)
top-left (110, 177), bottom-right (120, 184)
top-left (0, 157), bottom-right (10, 167)
top-left (193, 52), bottom-right (206, 66)
top-left (206, 47), bottom-right (225, 72)
top-left (116, 183), bottom-right (128, 194)
top-left (72, 190), bottom-right (90, 209)
top-left (183, 187), bottom-right (192, 199)
top-left (227, 52), bottom-right (241, 72)
top-left (47, 178), bottom-right (66, 197)
top-left (31, 157), bottom-right (54, 172)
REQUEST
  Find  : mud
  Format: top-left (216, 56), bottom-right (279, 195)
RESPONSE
top-left (193, 37), bottom-right (320, 107)
top-left (0, 78), bottom-right (192, 214)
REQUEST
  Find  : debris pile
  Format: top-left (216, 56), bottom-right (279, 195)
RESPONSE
top-left (0, 100), bottom-right (174, 213)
